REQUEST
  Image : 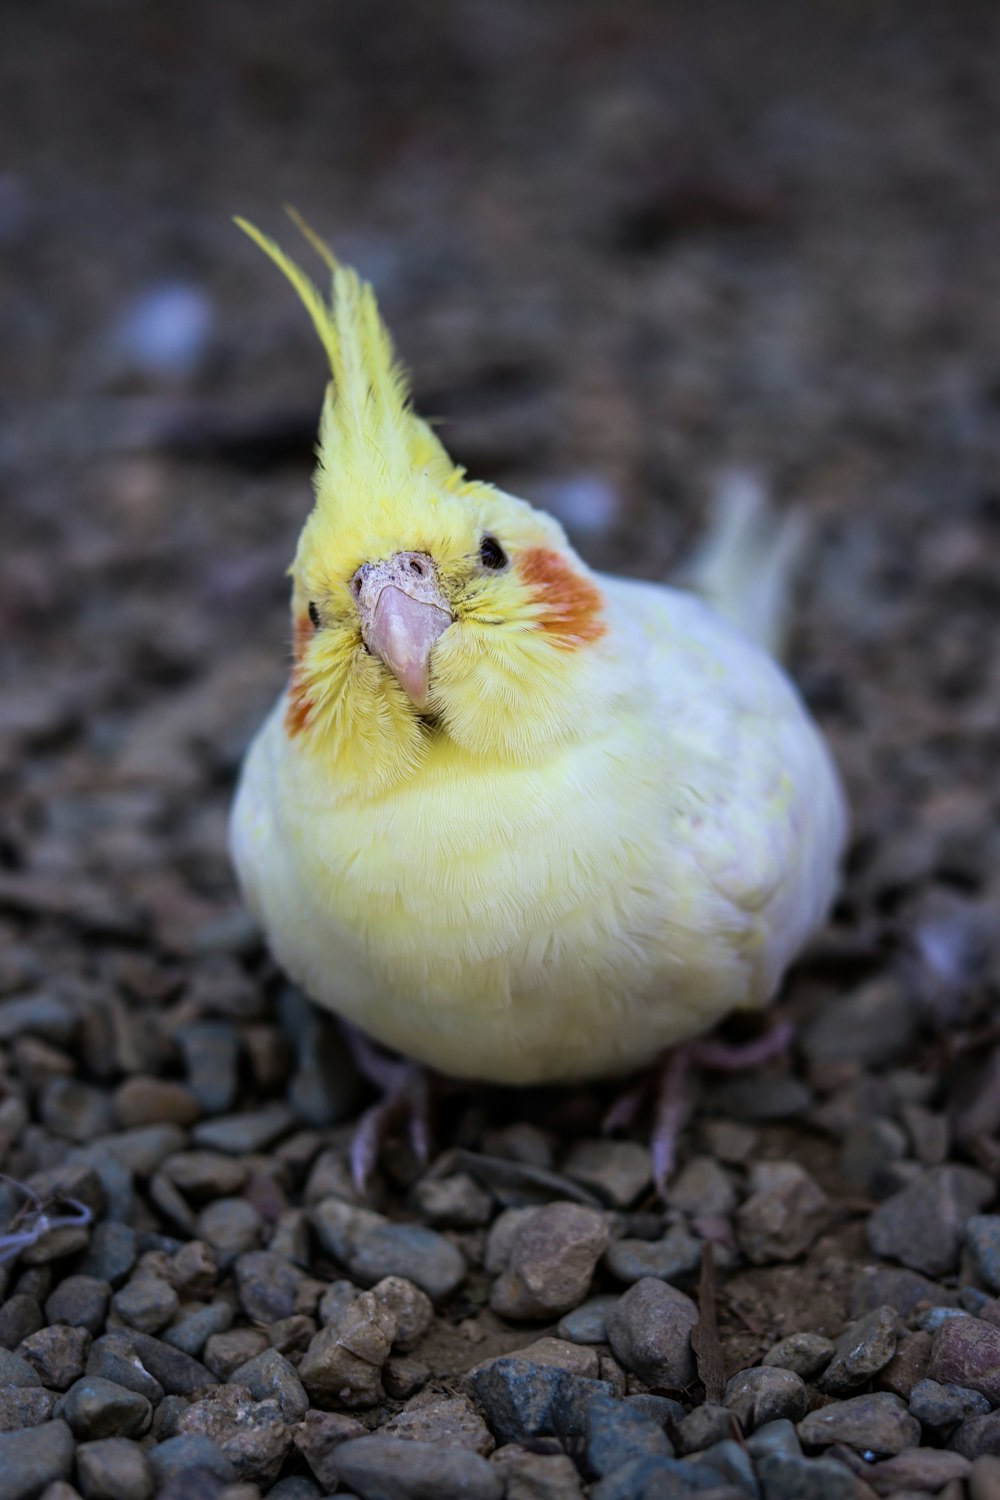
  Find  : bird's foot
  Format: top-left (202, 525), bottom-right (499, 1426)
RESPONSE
top-left (341, 1026), bottom-right (432, 1194)
top-left (604, 1020), bottom-right (795, 1197)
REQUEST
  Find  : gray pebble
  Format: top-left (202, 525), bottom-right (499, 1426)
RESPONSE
top-left (318, 1280), bottom-right (359, 1326)
top-left (192, 1102), bottom-right (294, 1154)
top-left (951, 1410), bottom-right (1000, 1459)
top-left (412, 1173), bottom-right (493, 1228)
top-left (0, 993), bottom-right (76, 1046)
top-left (177, 1384), bottom-right (292, 1483)
top-left (0, 1419), bottom-right (75, 1500)
top-left (586, 1390), bottom-right (674, 1476)
top-left (850, 1264), bottom-right (958, 1319)
top-left (837, 1117), bottom-right (908, 1197)
top-left (311, 1197), bottom-right (465, 1303)
top-left (756, 1452), bottom-right (856, 1500)
top-left (162, 1150), bottom-right (248, 1200)
top-left (17, 1324), bottom-right (91, 1390)
top-left (0, 1345), bottom-right (42, 1387)
top-left (625, 1394), bottom-right (686, 1430)
top-left (163, 1301), bottom-right (233, 1357)
top-left (703, 1072), bottom-right (812, 1121)
top-left (736, 1162), bottom-right (830, 1265)
top-left (78, 1223), bottom-right (137, 1288)
top-left (562, 1140), bottom-right (653, 1208)
top-left (299, 1290), bottom-right (396, 1409)
top-left (606, 1278), bottom-right (697, 1388)
top-left (966, 1216), bottom-right (1000, 1294)
top-left (291, 1409), bottom-right (367, 1490)
top-left (695, 1437), bottom-right (758, 1495)
top-left (867, 1165), bottom-right (993, 1277)
top-left (762, 1332), bottom-right (834, 1380)
top-left (56, 1376), bottom-right (152, 1440)
top-left (604, 1225), bottom-right (702, 1285)
top-left (334, 1435), bottom-right (503, 1500)
top-left (0, 1386), bottom-right (56, 1434)
top-left (909, 1376), bottom-right (991, 1428)
top-left (490, 1202), bottom-right (608, 1319)
top-left (228, 1347), bottom-right (308, 1424)
top-left (176, 1022), bottom-right (241, 1115)
top-left (148, 1433), bottom-right (237, 1486)
top-left (76, 1436), bottom-right (154, 1500)
top-left (381, 1392), bottom-right (492, 1454)
top-left (800, 976), bottom-right (914, 1069)
top-left (675, 1403), bottom-right (733, 1454)
top-left (588, 1454), bottom-right (710, 1500)
top-left (745, 1420), bottom-right (802, 1460)
top-left (0, 1293), bottom-right (43, 1350)
top-left (39, 1077), bottom-right (114, 1142)
top-left (669, 1157), bottom-right (737, 1218)
top-left (195, 1199), bottom-right (263, 1265)
top-left (724, 1368), bottom-right (807, 1431)
top-left (112, 1274), bottom-right (179, 1334)
top-left (556, 1295), bottom-right (620, 1345)
top-left (916, 1305), bottom-right (972, 1332)
top-left (268, 1479), bottom-right (323, 1500)
top-left (90, 1124), bottom-right (188, 1177)
top-left (204, 1328), bottom-right (271, 1382)
top-left (371, 1275), bottom-right (433, 1352)
top-left (234, 1250), bottom-right (310, 1323)
top-left (796, 1391), bottom-right (920, 1456)
top-left (866, 1448), bottom-right (971, 1493)
top-left (819, 1305), bottom-right (898, 1393)
top-left (467, 1358), bottom-right (610, 1444)
top-left (86, 1332), bottom-right (165, 1403)
top-left (125, 1330), bottom-right (213, 1395)
top-left (490, 1447), bottom-right (586, 1499)
top-left (44, 1276), bottom-right (110, 1335)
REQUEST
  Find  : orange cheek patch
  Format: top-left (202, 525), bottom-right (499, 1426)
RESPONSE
top-left (285, 612), bottom-right (317, 736)
top-left (519, 548), bottom-right (607, 648)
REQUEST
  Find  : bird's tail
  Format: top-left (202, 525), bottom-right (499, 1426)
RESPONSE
top-left (680, 470), bottom-right (809, 660)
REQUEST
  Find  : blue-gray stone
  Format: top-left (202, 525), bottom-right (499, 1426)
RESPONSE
top-left (312, 1199), bottom-right (465, 1303)
top-left (591, 1456), bottom-right (721, 1500)
top-left (758, 1453), bottom-right (857, 1500)
top-left (334, 1435), bottom-right (503, 1500)
top-left (909, 1377), bottom-right (990, 1428)
top-left (162, 1301), bottom-right (233, 1357)
top-left (696, 1438), bottom-right (760, 1497)
top-left (586, 1391), bottom-right (673, 1478)
top-left (556, 1295), bottom-right (619, 1344)
top-left (148, 1433), bottom-right (236, 1485)
top-left (625, 1393), bottom-right (685, 1432)
top-left (468, 1358), bottom-right (610, 1444)
top-left (0, 1420), bottom-right (75, 1500)
top-left (966, 1216), bottom-right (1000, 1293)
top-left (746, 1420), bottom-right (802, 1460)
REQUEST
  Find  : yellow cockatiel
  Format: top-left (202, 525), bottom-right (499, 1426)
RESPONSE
top-left (230, 219), bottom-right (846, 1121)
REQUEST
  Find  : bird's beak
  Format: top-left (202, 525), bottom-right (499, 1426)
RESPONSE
top-left (353, 552), bottom-right (452, 711)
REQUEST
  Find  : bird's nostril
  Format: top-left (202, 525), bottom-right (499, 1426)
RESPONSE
top-left (409, 558), bottom-right (424, 576)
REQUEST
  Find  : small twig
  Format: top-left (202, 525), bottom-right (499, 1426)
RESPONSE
top-left (692, 1242), bottom-right (726, 1405)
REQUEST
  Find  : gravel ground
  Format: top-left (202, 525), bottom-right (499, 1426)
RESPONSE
top-left (2, 3), bottom-right (1000, 1498)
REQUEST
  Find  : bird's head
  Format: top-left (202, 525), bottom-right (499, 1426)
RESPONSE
top-left (239, 216), bottom-right (612, 796)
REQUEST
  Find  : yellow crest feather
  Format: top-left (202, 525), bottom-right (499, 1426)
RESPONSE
top-left (234, 212), bottom-right (416, 469)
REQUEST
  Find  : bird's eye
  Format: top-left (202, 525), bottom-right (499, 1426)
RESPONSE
top-left (308, 601), bottom-right (321, 628)
top-left (480, 535), bottom-right (508, 570)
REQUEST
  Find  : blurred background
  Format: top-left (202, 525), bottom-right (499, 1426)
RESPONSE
top-left (1, 0), bottom-right (998, 1028)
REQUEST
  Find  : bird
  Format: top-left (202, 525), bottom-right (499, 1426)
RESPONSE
top-left (229, 213), bottom-right (847, 1191)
